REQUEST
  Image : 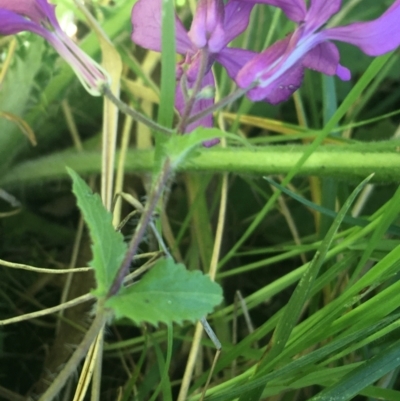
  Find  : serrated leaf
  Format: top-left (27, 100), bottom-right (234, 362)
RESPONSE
top-left (67, 168), bottom-right (127, 296)
top-left (106, 258), bottom-right (223, 325)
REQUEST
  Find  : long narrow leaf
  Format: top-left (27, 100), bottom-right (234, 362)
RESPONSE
top-left (309, 339), bottom-right (400, 401)
top-left (239, 174), bottom-right (373, 401)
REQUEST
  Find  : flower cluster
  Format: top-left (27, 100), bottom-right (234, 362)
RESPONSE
top-left (2, 0), bottom-right (400, 135)
top-left (132, 0), bottom-right (256, 135)
top-left (0, 0), bottom-right (109, 96)
top-left (131, 0), bottom-right (400, 129)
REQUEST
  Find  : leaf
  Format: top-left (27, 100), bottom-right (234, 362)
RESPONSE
top-left (106, 258), bottom-right (223, 325)
top-left (309, 339), bottom-right (400, 401)
top-left (67, 168), bottom-right (127, 296)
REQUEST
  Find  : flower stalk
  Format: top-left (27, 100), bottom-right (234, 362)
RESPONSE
top-left (101, 85), bottom-right (174, 136)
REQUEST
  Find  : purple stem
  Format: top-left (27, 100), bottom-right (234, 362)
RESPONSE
top-left (106, 157), bottom-right (173, 298)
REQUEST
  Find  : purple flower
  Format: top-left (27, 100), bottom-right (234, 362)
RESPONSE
top-left (237, 0), bottom-right (400, 103)
top-left (0, 0), bottom-right (110, 96)
top-left (131, 0), bottom-right (255, 137)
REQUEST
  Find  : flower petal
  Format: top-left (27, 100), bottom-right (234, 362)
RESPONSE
top-left (303, 41), bottom-right (351, 81)
top-left (216, 47), bottom-right (257, 79)
top-left (247, 62), bottom-right (304, 103)
top-left (131, 0), bottom-right (192, 54)
top-left (241, 0), bottom-right (306, 22)
top-left (336, 64), bottom-right (351, 81)
top-left (323, 0), bottom-right (400, 56)
top-left (189, 0), bottom-right (226, 52)
top-left (237, 33), bottom-right (322, 102)
top-left (222, 1), bottom-right (254, 46)
top-left (303, 41), bottom-right (336, 75)
top-left (305, 0), bottom-right (341, 32)
top-left (236, 35), bottom-right (290, 88)
top-left (0, 0), bottom-right (49, 24)
top-left (0, 9), bottom-right (47, 35)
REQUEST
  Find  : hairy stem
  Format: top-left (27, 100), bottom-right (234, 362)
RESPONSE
top-left (106, 157), bottom-right (173, 298)
top-left (5, 144), bottom-right (400, 186)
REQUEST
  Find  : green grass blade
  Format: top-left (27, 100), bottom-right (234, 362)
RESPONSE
top-left (349, 183), bottom-right (400, 284)
top-left (157, 0), bottom-right (176, 129)
top-left (309, 339), bottom-right (400, 401)
top-left (238, 174), bottom-right (373, 401)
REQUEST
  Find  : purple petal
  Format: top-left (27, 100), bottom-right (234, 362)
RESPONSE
top-left (189, 0), bottom-right (226, 53)
top-left (222, 1), bottom-right (254, 45)
top-left (175, 71), bottom-right (215, 134)
top-left (0, 9), bottom-right (47, 35)
top-left (236, 33), bottom-right (315, 102)
top-left (0, 0), bottom-right (62, 33)
top-left (247, 62), bottom-right (304, 103)
top-left (241, 0), bottom-right (306, 22)
top-left (323, 0), bottom-right (400, 56)
top-left (302, 41), bottom-right (350, 81)
top-left (336, 64), bottom-right (351, 81)
top-left (236, 35), bottom-right (290, 89)
top-left (216, 47), bottom-right (257, 79)
top-left (0, 0), bottom-right (49, 24)
top-left (131, 0), bottom-right (192, 54)
top-left (305, 0), bottom-right (341, 32)
top-left (303, 42), bottom-right (338, 76)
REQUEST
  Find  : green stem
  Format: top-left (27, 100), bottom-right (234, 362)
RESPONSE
top-left (4, 143), bottom-right (400, 186)
top-left (101, 85), bottom-right (174, 136)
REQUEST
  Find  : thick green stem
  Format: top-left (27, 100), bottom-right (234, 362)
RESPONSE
top-left (3, 143), bottom-right (400, 186)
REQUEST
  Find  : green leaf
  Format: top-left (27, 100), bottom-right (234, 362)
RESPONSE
top-left (67, 168), bottom-right (127, 296)
top-left (106, 258), bottom-right (223, 325)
